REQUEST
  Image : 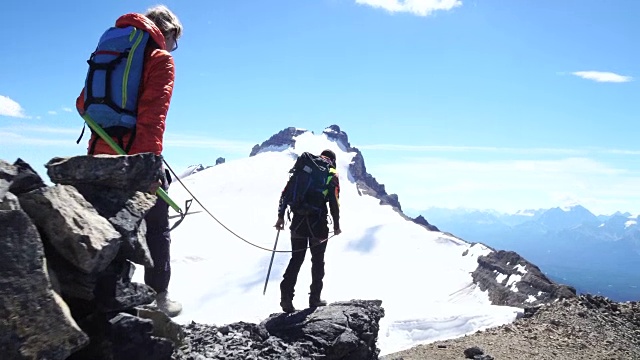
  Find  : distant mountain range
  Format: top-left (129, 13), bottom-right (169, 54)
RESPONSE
top-left (414, 205), bottom-right (640, 301)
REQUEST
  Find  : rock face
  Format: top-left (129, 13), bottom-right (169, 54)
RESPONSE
top-left (323, 125), bottom-right (403, 212)
top-left (412, 215), bottom-right (440, 231)
top-left (46, 154), bottom-right (163, 192)
top-left (174, 300), bottom-right (385, 360)
top-left (0, 209), bottom-right (89, 360)
top-left (0, 156), bottom-right (177, 360)
top-left (19, 185), bottom-right (123, 274)
top-left (249, 127), bottom-right (307, 156)
top-left (6, 158), bottom-right (48, 196)
top-left (471, 250), bottom-right (577, 307)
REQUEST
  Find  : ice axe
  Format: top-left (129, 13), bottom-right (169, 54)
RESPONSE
top-left (263, 230), bottom-right (281, 295)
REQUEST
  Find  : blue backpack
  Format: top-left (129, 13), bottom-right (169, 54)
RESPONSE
top-left (78, 25), bottom-right (150, 153)
top-left (282, 152), bottom-right (335, 215)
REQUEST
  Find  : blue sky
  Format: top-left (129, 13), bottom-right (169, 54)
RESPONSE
top-left (1, 0), bottom-right (638, 215)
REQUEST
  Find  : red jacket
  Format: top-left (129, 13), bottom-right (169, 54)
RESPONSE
top-left (77, 13), bottom-right (174, 156)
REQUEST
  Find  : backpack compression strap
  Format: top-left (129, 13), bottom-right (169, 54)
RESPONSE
top-left (84, 50), bottom-right (136, 116)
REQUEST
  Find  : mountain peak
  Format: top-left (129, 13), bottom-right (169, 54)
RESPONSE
top-left (560, 204), bottom-right (589, 212)
top-left (322, 124), bottom-right (352, 150)
top-left (249, 125), bottom-right (354, 157)
top-left (249, 125), bottom-right (404, 212)
top-left (249, 127), bottom-right (308, 157)
top-left (536, 204), bottom-right (598, 231)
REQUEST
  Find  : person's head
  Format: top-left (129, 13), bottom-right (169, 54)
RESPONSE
top-left (321, 149), bottom-right (336, 164)
top-left (145, 5), bottom-right (183, 52)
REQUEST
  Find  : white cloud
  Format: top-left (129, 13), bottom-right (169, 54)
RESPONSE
top-left (572, 71), bottom-right (632, 83)
top-left (48, 110), bottom-right (58, 115)
top-left (355, 0), bottom-right (462, 16)
top-left (62, 107), bottom-right (73, 113)
top-left (0, 95), bottom-right (28, 118)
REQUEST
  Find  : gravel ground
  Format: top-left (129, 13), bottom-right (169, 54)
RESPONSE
top-left (380, 295), bottom-right (640, 360)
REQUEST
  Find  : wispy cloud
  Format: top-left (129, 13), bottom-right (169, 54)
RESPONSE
top-left (371, 157), bottom-right (640, 214)
top-left (164, 133), bottom-right (255, 153)
top-left (0, 125), bottom-right (79, 135)
top-left (0, 131), bottom-right (77, 147)
top-left (1, 126), bottom-right (254, 152)
top-left (48, 110), bottom-right (58, 115)
top-left (0, 95), bottom-right (28, 118)
top-left (359, 144), bottom-right (584, 155)
top-left (359, 144), bottom-right (640, 156)
top-left (52, 107), bottom-right (74, 114)
top-left (572, 71), bottom-right (632, 83)
top-left (355, 0), bottom-right (462, 16)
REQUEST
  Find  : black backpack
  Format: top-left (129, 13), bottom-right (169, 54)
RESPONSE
top-left (282, 152), bottom-right (333, 214)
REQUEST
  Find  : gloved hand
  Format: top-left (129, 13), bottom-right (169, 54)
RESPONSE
top-left (274, 217), bottom-right (285, 230)
top-left (333, 226), bottom-right (342, 236)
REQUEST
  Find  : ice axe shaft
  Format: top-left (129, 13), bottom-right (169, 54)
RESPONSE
top-left (263, 230), bottom-right (281, 295)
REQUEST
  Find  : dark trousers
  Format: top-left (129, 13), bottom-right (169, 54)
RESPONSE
top-left (144, 179), bottom-right (171, 293)
top-left (280, 214), bottom-right (329, 300)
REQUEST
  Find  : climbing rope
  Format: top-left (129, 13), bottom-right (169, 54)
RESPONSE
top-left (163, 160), bottom-right (335, 253)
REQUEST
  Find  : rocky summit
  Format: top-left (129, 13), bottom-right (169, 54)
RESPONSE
top-left (174, 300), bottom-right (384, 360)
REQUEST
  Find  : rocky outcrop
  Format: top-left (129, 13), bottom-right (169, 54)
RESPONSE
top-left (5, 158), bottom-right (47, 196)
top-left (471, 250), bottom-right (577, 307)
top-left (19, 185), bottom-right (123, 274)
top-left (174, 300), bottom-right (385, 360)
top-left (0, 209), bottom-right (89, 360)
top-left (249, 127), bottom-right (307, 156)
top-left (323, 125), bottom-right (403, 212)
top-left (382, 294), bottom-right (640, 360)
top-left (1, 156), bottom-right (178, 360)
top-left (46, 154), bottom-right (163, 192)
top-left (412, 215), bottom-right (440, 231)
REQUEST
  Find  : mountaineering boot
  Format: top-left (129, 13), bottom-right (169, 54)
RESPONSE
top-left (309, 295), bottom-right (327, 308)
top-left (280, 297), bottom-right (295, 313)
top-left (156, 291), bottom-right (183, 317)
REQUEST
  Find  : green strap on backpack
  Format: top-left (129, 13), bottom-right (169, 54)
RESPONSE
top-left (82, 113), bottom-right (183, 214)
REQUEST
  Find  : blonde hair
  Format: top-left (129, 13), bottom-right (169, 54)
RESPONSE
top-left (145, 5), bottom-right (183, 39)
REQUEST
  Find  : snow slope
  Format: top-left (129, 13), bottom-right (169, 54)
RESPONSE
top-left (133, 130), bottom-right (522, 355)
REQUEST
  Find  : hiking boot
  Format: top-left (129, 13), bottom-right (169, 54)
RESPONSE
top-left (280, 298), bottom-right (295, 313)
top-left (156, 291), bottom-right (182, 318)
top-left (309, 297), bottom-right (327, 308)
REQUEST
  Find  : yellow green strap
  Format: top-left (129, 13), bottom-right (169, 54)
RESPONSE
top-left (122, 29), bottom-right (144, 108)
top-left (81, 114), bottom-right (183, 214)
